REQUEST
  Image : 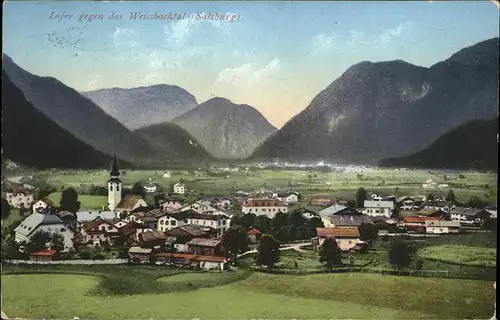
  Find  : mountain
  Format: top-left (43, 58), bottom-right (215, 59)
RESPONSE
top-left (81, 85), bottom-right (198, 130)
top-left (2, 54), bottom-right (162, 166)
top-left (2, 71), bottom-right (128, 169)
top-left (134, 122), bottom-right (213, 161)
top-left (252, 38), bottom-right (499, 164)
top-left (379, 118), bottom-right (498, 170)
top-left (170, 97), bottom-right (277, 159)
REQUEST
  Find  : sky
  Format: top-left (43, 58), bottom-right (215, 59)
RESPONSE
top-left (3, 1), bottom-right (499, 128)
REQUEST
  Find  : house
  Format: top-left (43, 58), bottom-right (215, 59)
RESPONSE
top-left (80, 218), bottom-right (121, 246)
top-left (422, 179), bottom-right (438, 189)
top-left (163, 171), bottom-right (171, 178)
top-left (143, 177), bottom-right (159, 193)
top-left (310, 195), bottom-right (333, 207)
top-left (76, 210), bottom-right (116, 226)
top-left (396, 197), bottom-right (418, 210)
top-left (128, 247), bottom-right (152, 263)
top-left (29, 249), bottom-right (57, 262)
top-left (450, 207), bottom-right (492, 226)
top-left (328, 215), bottom-right (374, 228)
top-left (164, 225), bottom-right (210, 252)
top-left (173, 183), bottom-right (185, 195)
top-left (14, 213), bottom-right (74, 251)
top-left (154, 253), bottom-right (227, 270)
top-left (186, 238), bottom-right (224, 256)
top-left (318, 204), bottom-right (362, 228)
top-left (125, 211), bottom-right (158, 229)
top-left (313, 227), bottom-right (361, 251)
top-left (157, 210), bottom-right (231, 234)
top-left (424, 220), bottom-right (460, 234)
top-left (181, 201), bottom-right (218, 214)
top-left (199, 196), bottom-right (234, 210)
top-left (363, 201), bottom-right (394, 218)
top-left (301, 210), bottom-right (320, 220)
top-left (6, 191), bottom-right (35, 209)
top-left (422, 201), bottom-right (454, 213)
top-left (401, 216), bottom-right (440, 233)
top-left (192, 255), bottom-right (227, 270)
top-left (32, 198), bottom-right (54, 213)
top-left (114, 195), bottom-right (149, 218)
top-left (242, 199), bottom-right (288, 218)
top-left (247, 228), bottom-right (261, 243)
top-left (138, 230), bottom-right (167, 249)
top-left (415, 208), bottom-right (450, 220)
top-left (276, 192), bottom-right (300, 204)
top-left (485, 205), bottom-right (497, 219)
top-left (160, 198), bottom-right (183, 213)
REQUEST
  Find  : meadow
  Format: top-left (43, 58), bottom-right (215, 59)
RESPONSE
top-left (35, 167), bottom-right (497, 206)
top-left (419, 244), bottom-right (497, 267)
top-left (1, 265), bottom-right (496, 319)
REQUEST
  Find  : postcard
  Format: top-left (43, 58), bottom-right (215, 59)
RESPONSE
top-left (1, 1), bottom-right (498, 319)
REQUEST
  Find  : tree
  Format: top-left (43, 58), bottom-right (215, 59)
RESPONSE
top-left (358, 223), bottom-right (378, 242)
top-left (1, 198), bottom-right (11, 220)
top-left (50, 233), bottom-right (65, 257)
top-left (318, 237), bottom-right (342, 269)
top-left (59, 188), bottom-right (81, 213)
top-left (131, 182), bottom-right (146, 198)
top-left (446, 190), bottom-right (456, 203)
top-left (221, 225), bottom-right (249, 264)
top-left (1, 236), bottom-right (23, 260)
top-left (388, 238), bottom-right (412, 270)
top-left (255, 234), bottom-right (280, 267)
top-left (253, 215), bottom-right (272, 234)
top-left (355, 188), bottom-right (368, 208)
top-left (467, 196), bottom-right (487, 209)
top-left (427, 194), bottom-right (434, 201)
top-left (24, 230), bottom-right (51, 254)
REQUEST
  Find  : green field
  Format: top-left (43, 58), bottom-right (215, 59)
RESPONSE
top-left (419, 244), bottom-right (497, 267)
top-left (35, 168), bottom-right (497, 204)
top-left (2, 271), bottom-right (495, 319)
top-left (47, 192), bottom-right (107, 210)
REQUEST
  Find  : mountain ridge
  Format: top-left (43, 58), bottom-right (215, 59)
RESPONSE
top-left (251, 37), bottom-right (499, 165)
top-left (171, 97), bottom-right (277, 159)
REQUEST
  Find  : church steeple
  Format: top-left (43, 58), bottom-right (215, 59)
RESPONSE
top-left (108, 155), bottom-right (122, 212)
top-left (110, 155), bottom-right (120, 177)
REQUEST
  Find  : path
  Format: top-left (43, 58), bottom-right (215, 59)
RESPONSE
top-left (237, 243), bottom-right (308, 258)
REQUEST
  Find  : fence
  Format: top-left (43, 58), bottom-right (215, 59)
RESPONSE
top-left (5, 259), bottom-right (128, 265)
top-left (249, 265), bottom-right (496, 280)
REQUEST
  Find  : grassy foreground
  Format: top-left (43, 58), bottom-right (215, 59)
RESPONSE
top-left (419, 244), bottom-right (497, 267)
top-left (1, 269), bottom-right (495, 319)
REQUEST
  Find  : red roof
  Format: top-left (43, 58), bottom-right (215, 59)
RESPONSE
top-left (30, 249), bottom-right (57, 256)
top-left (247, 228), bottom-right (261, 235)
top-left (193, 255), bottom-right (226, 263)
top-left (403, 216), bottom-right (440, 224)
top-left (154, 253), bottom-right (226, 263)
top-left (316, 227), bottom-right (360, 238)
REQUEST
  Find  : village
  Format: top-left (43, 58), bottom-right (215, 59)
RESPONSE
top-left (2, 157), bottom-right (497, 273)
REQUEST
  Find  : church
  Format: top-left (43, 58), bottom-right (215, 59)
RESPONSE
top-left (107, 156), bottom-right (148, 218)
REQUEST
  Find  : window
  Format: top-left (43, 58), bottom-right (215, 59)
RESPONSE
top-left (349, 241), bottom-right (352, 244)
top-left (107, 226), bottom-right (112, 230)
top-left (60, 228), bottom-right (66, 232)
top-left (172, 220), bottom-right (177, 226)
top-left (117, 185), bottom-right (120, 191)
top-left (222, 220), bottom-right (226, 225)
top-left (160, 220), bottom-right (164, 225)
top-left (262, 208), bottom-right (266, 212)
top-left (110, 185), bottom-right (113, 192)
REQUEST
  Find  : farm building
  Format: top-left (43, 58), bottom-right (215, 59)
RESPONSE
top-left (128, 246), bottom-right (153, 263)
top-left (363, 200), bottom-right (394, 218)
top-left (29, 249), bottom-right (57, 262)
top-left (241, 199), bottom-right (288, 218)
top-left (424, 220), bottom-right (461, 234)
top-left (313, 227), bottom-right (361, 251)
